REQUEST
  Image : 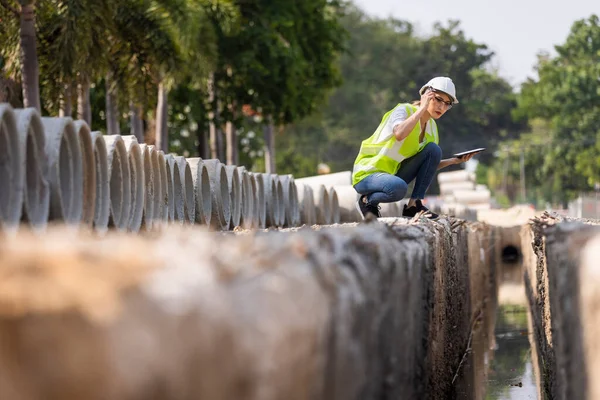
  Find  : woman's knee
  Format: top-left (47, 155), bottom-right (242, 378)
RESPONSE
top-left (424, 142), bottom-right (442, 162)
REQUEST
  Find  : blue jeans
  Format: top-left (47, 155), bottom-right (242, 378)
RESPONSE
top-left (354, 142), bottom-right (442, 205)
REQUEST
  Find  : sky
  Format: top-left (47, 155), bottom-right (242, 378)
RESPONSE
top-left (351, 0), bottom-right (599, 87)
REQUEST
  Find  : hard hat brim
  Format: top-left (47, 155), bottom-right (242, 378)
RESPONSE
top-left (419, 85), bottom-right (459, 105)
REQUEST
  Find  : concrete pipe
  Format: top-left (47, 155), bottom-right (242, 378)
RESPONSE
top-left (312, 184), bottom-right (330, 225)
top-left (437, 170), bottom-right (475, 185)
top-left (331, 185), bottom-right (361, 223)
top-left (165, 154), bottom-right (184, 224)
top-left (279, 175), bottom-right (300, 228)
top-left (41, 117), bottom-right (83, 225)
top-left (0, 104), bottom-right (24, 233)
top-left (380, 202), bottom-right (399, 218)
top-left (260, 173), bottom-right (280, 228)
top-left (236, 167), bottom-right (255, 230)
top-left (89, 132), bottom-right (109, 234)
top-left (439, 181), bottom-right (475, 195)
top-left (13, 108), bottom-right (50, 231)
top-left (156, 150), bottom-right (170, 224)
top-left (294, 171), bottom-right (352, 187)
top-left (203, 159), bottom-right (231, 231)
top-left (102, 135), bottom-right (131, 231)
top-left (224, 166), bottom-right (242, 229)
top-left (121, 136), bottom-right (144, 232)
top-left (137, 144), bottom-right (155, 231)
top-left (275, 176), bottom-right (285, 227)
top-left (174, 156), bottom-right (195, 225)
top-left (251, 172), bottom-right (266, 229)
top-left (328, 187), bottom-right (341, 224)
top-left (186, 158), bottom-right (212, 226)
top-left (72, 121), bottom-right (96, 229)
top-left (452, 189), bottom-right (491, 205)
top-left (295, 182), bottom-right (316, 225)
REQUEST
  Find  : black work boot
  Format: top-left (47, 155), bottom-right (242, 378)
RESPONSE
top-left (356, 195), bottom-right (381, 219)
top-left (402, 199), bottom-right (439, 220)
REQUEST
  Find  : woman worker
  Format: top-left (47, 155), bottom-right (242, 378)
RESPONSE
top-left (352, 77), bottom-right (476, 220)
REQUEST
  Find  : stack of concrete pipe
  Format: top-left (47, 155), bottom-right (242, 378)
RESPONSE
top-left (437, 169), bottom-right (491, 217)
top-left (2, 103), bottom-right (413, 233)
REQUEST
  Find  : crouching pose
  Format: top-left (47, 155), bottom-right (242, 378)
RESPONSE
top-left (352, 76), bottom-right (475, 219)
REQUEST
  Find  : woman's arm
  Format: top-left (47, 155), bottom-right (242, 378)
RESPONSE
top-left (393, 91), bottom-right (436, 141)
top-left (437, 153), bottom-right (476, 170)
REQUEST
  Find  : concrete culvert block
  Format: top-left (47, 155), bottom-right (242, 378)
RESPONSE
top-left (157, 151), bottom-right (172, 223)
top-left (121, 136), bottom-right (144, 232)
top-left (250, 172), bottom-right (266, 229)
top-left (203, 159), bottom-right (231, 231)
top-left (332, 185), bottom-right (361, 223)
top-left (0, 104), bottom-right (24, 233)
top-left (237, 167), bottom-right (255, 229)
top-left (13, 108), bottom-right (50, 231)
top-left (224, 166), bottom-right (242, 229)
top-left (174, 156), bottom-right (195, 225)
top-left (328, 186), bottom-right (340, 224)
top-left (165, 154), bottom-right (184, 224)
top-left (260, 173), bottom-right (280, 228)
top-left (41, 117), bottom-right (84, 225)
top-left (73, 121), bottom-right (96, 228)
top-left (89, 132), bottom-right (109, 234)
top-left (137, 144), bottom-right (154, 231)
top-left (102, 135), bottom-right (131, 231)
top-left (186, 158), bottom-right (212, 226)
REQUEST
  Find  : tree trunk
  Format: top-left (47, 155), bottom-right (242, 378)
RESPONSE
top-left (59, 82), bottom-right (72, 117)
top-left (225, 120), bottom-right (236, 165)
top-left (105, 73), bottom-right (120, 135)
top-left (155, 80), bottom-right (168, 152)
top-left (129, 102), bottom-right (144, 143)
top-left (19, 2), bottom-right (41, 111)
top-left (263, 118), bottom-right (275, 173)
top-left (197, 129), bottom-right (209, 159)
top-left (77, 79), bottom-right (91, 125)
top-left (207, 73), bottom-right (218, 159)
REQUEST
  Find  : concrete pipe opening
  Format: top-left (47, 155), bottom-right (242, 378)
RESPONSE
top-left (262, 173), bottom-right (280, 228)
top-left (166, 154), bottom-right (184, 224)
top-left (41, 117), bottom-right (83, 225)
top-left (187, 158), bottom-right (212, 226)
top-left (237, 167), bottom-right (254, 229)
top-left (275, 177), bottom-right (285, 227)
top-left (73, 121), bottom-right (96, 228)
top-left (159, 151), bottom-right (173, 223)
top-left (0, 104), bottom-right (23, 233)
top-left (152, 151), bottom-right (169, 222)
top-left (174, 156), bottom-right (195, 225)
top-left (502, 245), bottom-right (522, 264)
top-left (122, 136), bottom-right (144, 232)
top-left (103, 135), bottom-right (131, 231)
top-left (313, 184), bottom-right (330, 225)
top-left (14, 108), bottom-right (49, 231)
top-left (225, 166), bottom-right (241, 229)
top-left (332, 185), bottom-right (361, 223)
top-left (138, 144), bottom-right (154, 231)
top-left (204, 160), bottom-right (231, 231)
top-left (90, 132), bottom-right (109, 234)
top-left (251, 173), bottom-right (266, 229)
top-left (279, 175), bottom-right (301, 228)
top-left (295, 182), bottom-right (316, 226)
top-left (328, 187), bottom-right (340, 224)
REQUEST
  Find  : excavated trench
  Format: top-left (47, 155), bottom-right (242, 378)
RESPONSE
top-left (1, 213), bottom-right (599, 399)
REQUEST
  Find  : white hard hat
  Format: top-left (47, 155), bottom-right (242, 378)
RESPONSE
top-left (419, 77), bottom-right (459, 104)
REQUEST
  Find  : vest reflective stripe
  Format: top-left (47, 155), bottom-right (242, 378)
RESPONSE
top-left (352, 103), bottom-right (439, 186)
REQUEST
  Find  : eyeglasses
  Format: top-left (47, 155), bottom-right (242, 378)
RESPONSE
top-left (433, 93), bottom-right (453, 109)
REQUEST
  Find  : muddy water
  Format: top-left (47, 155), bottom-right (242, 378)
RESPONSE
top-left (485, 304), bottom-right (538, 400)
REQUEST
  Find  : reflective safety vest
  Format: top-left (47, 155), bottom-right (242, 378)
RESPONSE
top-left (352, 103), bottom-right (439, 186)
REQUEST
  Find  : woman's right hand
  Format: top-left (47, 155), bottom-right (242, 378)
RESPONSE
top-left (420, 89), bottom-right (436, 110)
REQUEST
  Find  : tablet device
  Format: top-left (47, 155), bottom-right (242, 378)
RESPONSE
top-left (453, 148), bottom-right (486, 158)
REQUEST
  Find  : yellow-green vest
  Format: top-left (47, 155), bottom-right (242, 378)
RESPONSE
top-left (352, 103), bottom-right (439, 186)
